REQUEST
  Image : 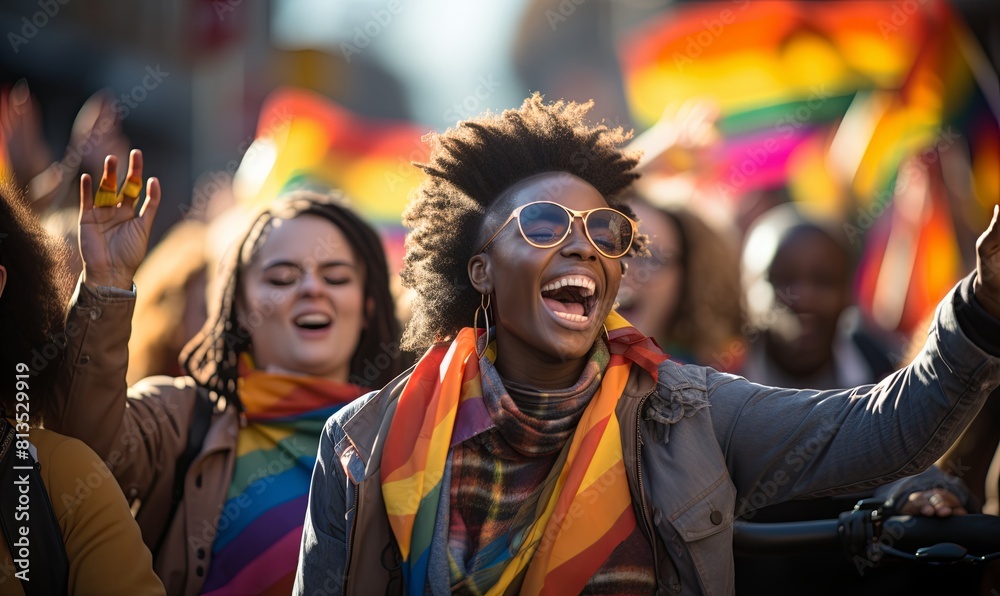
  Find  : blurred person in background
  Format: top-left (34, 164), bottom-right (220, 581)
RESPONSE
top-left (127, 169), bottom-right (261, 385)
top-left (0, 180), bottom-right (163, 595)
top-left (739, 202), bottom-right (898, 389)
top-left (735, 201), bottom-right (978, 594)
top-left (295, 95), bottom-right (1000, 595)
top-left (617, 195), bottom-right (745, 369)
top-left (126, 219), bottom-right (208, 383)
top-left (1, 81), bottom-right (131, 292)
top-left (0, 81), bottom-right (51, 195)
top-left (615, 101), bottom-right (745, 369)
top-left (48, 150), bottom-right (405, 595)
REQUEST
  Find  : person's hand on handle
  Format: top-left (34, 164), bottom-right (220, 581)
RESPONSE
top-left (899, 488), bottom-right (968, 518)
top-left (79, 149), bottom-right (160, 291)
top-left (974, 205), bottom-right (1000, 321)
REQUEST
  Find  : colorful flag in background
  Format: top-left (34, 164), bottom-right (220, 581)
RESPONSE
top-left (846, 0), bottom-right (998, 334)
top-left (620, 1), bottom-right (924, 200)
top-left (619, 0), bottom-right (999, 335)
top-left (233, 88), bottom-right (429, 272)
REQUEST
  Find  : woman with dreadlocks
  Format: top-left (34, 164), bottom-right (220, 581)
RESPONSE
top-left (48, 150), bottom-right (405, 595)
top-left (295, 94), bottom-right (1000, 595)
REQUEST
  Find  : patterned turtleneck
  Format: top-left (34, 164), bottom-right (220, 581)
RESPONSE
top-left (445, 341), bottom-right (656, 594)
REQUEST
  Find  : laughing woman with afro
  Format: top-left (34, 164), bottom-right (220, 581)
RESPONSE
top-left (295, 94), bottom-right (1000, 595)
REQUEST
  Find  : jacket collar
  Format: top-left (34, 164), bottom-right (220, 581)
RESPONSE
top-left (341, 365), bottom-right (414, 464)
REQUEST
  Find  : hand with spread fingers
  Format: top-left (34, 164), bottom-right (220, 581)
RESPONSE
top-left (899, 488), bottom-right (968, 518)
top-left (78, 149), bottom-right (160, 291)
top-left (974, 205), bottom-right (1000, 321)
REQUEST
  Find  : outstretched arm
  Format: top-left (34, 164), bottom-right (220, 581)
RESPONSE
top-left (711, 206), bottom-right (1000, 515)
top-left (973, 205), bottom-right (1000, 321)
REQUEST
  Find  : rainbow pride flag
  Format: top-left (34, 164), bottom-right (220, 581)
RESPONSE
top-left (381, 313), bottom-right (665, 594)
top-left (847, 0), bottom-right (998, 333)
top-left (233, 88), bottom-right (429, 271)
top-left (619, 1), bottom-right (926, 198)
top-left (200, 357), bottom-right (365, 595)
top-left (620, 0), bottom-right (998, 334)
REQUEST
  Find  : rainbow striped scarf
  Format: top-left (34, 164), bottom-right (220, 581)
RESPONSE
top-left (381, 313), bottom-right (666, 594)
top-left (202, 356), bottom-right (365, 595)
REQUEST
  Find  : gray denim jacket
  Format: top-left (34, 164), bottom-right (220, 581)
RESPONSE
top-left (295, 279), bottom-right (1000, 595)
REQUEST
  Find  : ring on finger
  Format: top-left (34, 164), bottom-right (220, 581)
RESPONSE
top-left (117, 175), bottom-right (142, 203)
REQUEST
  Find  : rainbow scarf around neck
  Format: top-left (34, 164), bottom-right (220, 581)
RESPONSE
top-left (381, 312), bottom-right (666, 594)
top-left (202, 355), bottom-right (365, 596)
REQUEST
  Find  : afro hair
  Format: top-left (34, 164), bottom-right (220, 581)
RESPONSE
top-left (400, 93), bottom-right (643, 350)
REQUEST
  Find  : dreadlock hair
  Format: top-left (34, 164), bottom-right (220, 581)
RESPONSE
top-left (0, 180), bottom-right (71, 424)
top-left (400, 93), bottom-right (644, 351)
top-left (181, 190), bottom-right (403, 405)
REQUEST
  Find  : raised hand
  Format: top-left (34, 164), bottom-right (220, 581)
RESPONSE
top-left (68, 90), bottom-right (130, 180)
top-left (632, 99), bottom-right (720, 175)
top-left (79, 149), bottom-right (160, 291)
top-left (974, 205), bottom-right (1000, 321)
top-left (0, 80), bottom-right (53, 190)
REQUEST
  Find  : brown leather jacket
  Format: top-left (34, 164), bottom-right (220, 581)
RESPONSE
top-left (51, 283), bottom-right (237, 595)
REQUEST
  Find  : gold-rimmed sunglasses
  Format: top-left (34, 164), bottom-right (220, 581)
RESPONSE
top-left (478, 201), bottom-right (638, 259)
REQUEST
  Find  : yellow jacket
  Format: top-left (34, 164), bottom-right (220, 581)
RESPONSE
top-left (0, 425), bottom-right (164, 595)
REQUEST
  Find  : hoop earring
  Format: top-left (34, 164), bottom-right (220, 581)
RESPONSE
top-left (602, 323), bottom-right (610, 343)
top-left (473, 293), bottom-right (491, 359)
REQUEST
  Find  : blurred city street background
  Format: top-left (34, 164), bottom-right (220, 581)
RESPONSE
top-left (1, 0), bottom-right (998, 340)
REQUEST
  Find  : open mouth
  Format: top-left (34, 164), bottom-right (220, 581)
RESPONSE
top-left (294, 313), bottom-right (332, 331)
top-left (540, 275), bottom-right (598, 324)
